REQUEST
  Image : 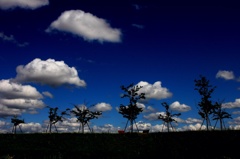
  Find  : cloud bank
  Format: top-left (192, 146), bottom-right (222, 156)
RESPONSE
top-left (0, 0), bottom-right (49, 10)
top-left (0, 79), bottom-right (45, 117)
top-left (46, 10), bottom-right (122, 43)
top-left (14, 58), bottom-right (86, 87)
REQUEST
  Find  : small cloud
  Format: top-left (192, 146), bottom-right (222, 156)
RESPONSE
top-left (169, 101), bottom-right (191, 112)
top-left (0, 0), bottom-right (49, 10)
top-left (137, 81), bottom-right (172, 100)
top-left (132, 4), bottom-right (141, 10)
top-left (46, 10), bottom-right (122, 43)
top-left (91, 102), bottom-right (112, 112)
top-left (132, 24), bottom-right (144, 29)
top-left (13, 58), bottom-right (86, 87)
top-left (0, 32), bottom-right (29, 47)
top-left (222, 99), bottom-right (240, 109)
top-left (216, 70), bottom-right (235, 80)
top-left (42, 91), bottom-right (53, 98)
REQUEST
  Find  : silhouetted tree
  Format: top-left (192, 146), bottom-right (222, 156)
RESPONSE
top-left (46, 106), bottom-right (69, 133)
top-left (11, 115), bottom-right (25, 134)
top-left (70, 104), bottom-right (102, 133)
top-left (194, 75), bottom-right (216, 131)
top-left (118, 83), bottom-right (145, 133)
top-left (158, 102), bottom-right (181, 132)
top-left (213, 102), bottom-right (232, 130)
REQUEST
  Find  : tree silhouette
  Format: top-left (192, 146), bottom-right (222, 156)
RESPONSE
top-left (70, 104), bottom-right (102, 133)
top-left (213, 102), bottom-right (232, 130)
top-left (118, 83), bottom-right (145, 133)
top-left (46, 106), bottom-right (69, 133)
top-left (158, 102), bottom-right (181, 132)
top-left (11, 115), bottom-right (25, 134)
top-left (194, 75), bottom-right (216, 131)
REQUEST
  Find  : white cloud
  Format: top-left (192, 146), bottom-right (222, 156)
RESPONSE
top-left (14, 58), bottom-right (86, 87)
top-left (222, 99), bottom-right (240, 109)
top-left (137, 81), bottom-right (172, 100)
top-left (0, 98), bottom-right (45, 109)
top-left (42, 91), bottom-right (53, 98)
top-left (0, 79), bottom-right (45, 117)
top-left (136, 102), bottom-right (145, 109)
top-left (143, 112), bottom-right (164, 120)
top-left (46, 10), bottom-right (122, 43)
top-left (0, 0), bottom-right (49, 10)
top-left (185, 118), bottom-right (202, 124)
top-left (216, 70), bottom-right (235, 80)
top-left (0, 79), bottom-right (43, 99)
top-left (169, 101), bottom-right (191, 112)
top-left (21, 122), bottom-right (43, 133)
top-left (91, 102), bottom-right (112, 112)
top-left (181, 123), bottom-right (206, 131)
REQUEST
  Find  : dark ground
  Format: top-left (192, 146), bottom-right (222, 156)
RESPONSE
top-left (0, 130), bottom-right (239, 159)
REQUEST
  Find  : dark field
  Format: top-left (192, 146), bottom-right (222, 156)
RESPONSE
top-left (0, 130), bottom-right (239, 159)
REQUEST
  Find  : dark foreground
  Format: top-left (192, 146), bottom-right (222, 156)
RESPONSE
top-left (0, 130), bottom-right (239, 159)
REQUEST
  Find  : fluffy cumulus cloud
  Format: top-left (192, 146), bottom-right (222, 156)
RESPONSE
top-left (136, 81), bottom-right (172, 100)
top-left (0, 0), bottom-right (49, 10)
top-left (14, 58), bottom-right (86, 87)
top-left (46, 10), bottom-right (121, 43)
top-left (91, 102), bottom-right (112, 112)
top-left (0, 79), bottom-right (45, 117)
top-left (222, 99), bottom-right (240, 109)
top-left (169, 101), bottom-right (191, 112)
top-left (216, 70), bottom-right (235, 80)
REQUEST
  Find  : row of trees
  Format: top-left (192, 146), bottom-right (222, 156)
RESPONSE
top-left (10, 75), bottom-right (232, 134)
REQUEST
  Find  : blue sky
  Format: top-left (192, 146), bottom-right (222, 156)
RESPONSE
top-left (0, 1), bottom-right (240, 133)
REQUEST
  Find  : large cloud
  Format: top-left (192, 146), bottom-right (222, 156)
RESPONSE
top-left (14, 58), bottom-right (86, 87)
top-left (46, 10), bottom-right (122, 43)
top-left (0, 79), bottom-right (45, 117)
top-left (137, 81), bottom-right (172, 100)
top-left (169, 101), bottom-right (191, 112)
top-left (216, 70), bottom-right (235, 80)
top-left (0, 0), bottom-right (49, 10)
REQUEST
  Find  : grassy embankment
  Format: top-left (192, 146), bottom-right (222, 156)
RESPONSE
top-left (0, 130), bottom-right (239, 159)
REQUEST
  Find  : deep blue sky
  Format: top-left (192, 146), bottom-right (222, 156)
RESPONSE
top-left (0, 1), bottom-right (240, 133)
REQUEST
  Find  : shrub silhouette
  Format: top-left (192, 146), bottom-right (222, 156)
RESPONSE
top-left (70, 103), bottom-right (102, 133)
top-left (158, 102), bottom-right (181, 132)
top-left (11, 115), bottom-right (24, 134)
top-left (46, 106), bottom-right (70, 133)
top-left (213, 101), bottom-right (232, 130)
top-left (118, 83), bottom-right (145, 133)
top-left (194, 75), bottom-right (216, 131)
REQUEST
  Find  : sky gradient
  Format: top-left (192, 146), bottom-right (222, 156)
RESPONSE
top-left (0, 1), bottom-right (240, 133)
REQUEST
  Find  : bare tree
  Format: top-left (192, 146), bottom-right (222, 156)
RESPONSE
top-left (11, 115), bottom-right (24, 134)
top-left (118, 83), bottom-right (145, 133)
top-left (158, 102), bottom-right (181, 132)
top-left (213, 102), bottom-right (232, 130)
top-left (46, 106), bottom-right (69, 133)
top-left (194, 75), bottom-right (216, 131)
top-left (70, 104), bottom-right (102, 133)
